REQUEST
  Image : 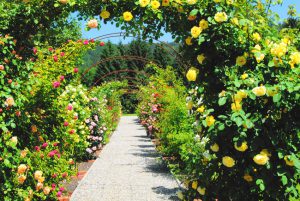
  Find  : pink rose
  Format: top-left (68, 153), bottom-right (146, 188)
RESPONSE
top-left (53, 55), bottom-right (58, 62)
top-left (83, 40), bottom-right (89, 45)
top-left (33, 47), bottom-right (37, 55)
top-left (74, 68), bottom-right (79, 73)
top-left (64, 121), bottom-right (69, 126)
top-left (67, 104), bottom-right (73, 111)
top-left (42, 142), bottom-right (48, 148)
top-left (60, 52), bottom-right (65, 57)
top-left (52, 81), bottom-right (61, 88)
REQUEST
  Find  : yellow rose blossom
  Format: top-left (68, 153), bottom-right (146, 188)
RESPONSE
top-left (43, 187), bottom-right (51, 195)
top-left (186, 67), bottom-right (199, 81)
top-left (222, 156), bottom-right (235, 168)
top-left (252, 86), bottom-right (266, 96)
top-left (100, 10), bottom-right (110, 19)
top-left (151, 0), bottom-right (160, 9)
top-left (197, 54), bottom-right (205, 64)
top-left (251, 44), bottom-right (261, 53)
top-left (162, 0), bottom-right (170, 6)
top-left (253, 153), bottom-right (269, 165)
top-left (36, 182), bottom-right (43, 191)
top-left (123, 11), bottom-right (133, 22)
top-left (284, 155), bottom-right (294, 166)
top-left (214, 0), bottom-right (222, 2)
top-left (34, 171), bottom-right (43, 180)
top-left (21, 149), bottom-right (28, 158)
top-left (191, 26), bottom-right (202, 38)
top-left (289, 52), bottom-right (300, 67)
top-left (270, 42), bottom-right (287, 58)
top-left (252, 32), bottom-right (261, 42)
top-left (197, 186), bottom-right (206, 195)
top-left (234, 141), bottom-right (248, 152)
top-left (214, 12), bottom-right (228, 23)
top-left (197, 105), bottom-right (205, 113)
top-left (18, 164), bottom-right (27, 174)
top-left (231, 102), bottom-right (242, 111)
top-left (210, 143), bottom-right (219, 152)
top-left (260, 149), bottom-right (271, 157)
top-left (243, 174), bottom-right (253, 182)
top-left (255, 53), bottom-right (265, 63)
top-left (236, 56), bottom-right (247, 66)
top-left (192, 181), bottom-right (198, 189)
top-left (185, 36), bottom-right (193, 46)
top-left (226, 0), bottom-right (234, 4)
top-left (199, 19), bottom-right (209, 30)
top-left (139, 0), bottom-right (150, 7)
top-left (187, 0), bottom-right (197, 4)
top-left (241, 73), bottom-right (248, 80)
top-left (206, 115), bottom-right (215, 127)
top-left (219, 90), bottom-right (226, 97)
top-left (237, 90), bottom-right (247, 99)
top-left (231, 17), bottom-right (239, 26)
top-left (18, 175), bottom-right (26, 184)
top-left (38, 176), bottom-right (45, 183)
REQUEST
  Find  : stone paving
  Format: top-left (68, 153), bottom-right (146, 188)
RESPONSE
top-left (71, 116), bottom-right (179, 201)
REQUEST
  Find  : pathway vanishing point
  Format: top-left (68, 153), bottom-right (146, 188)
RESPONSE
top-left (71, 116), bottom-right (179, 201)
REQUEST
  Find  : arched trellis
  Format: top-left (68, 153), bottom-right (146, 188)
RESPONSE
top-left (90, 69), bottom-right (149, 89)
top-left (91, 32), bottom-right (189, 71)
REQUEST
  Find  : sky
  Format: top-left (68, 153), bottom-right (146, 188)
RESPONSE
top-left (80, 0), bottom-right (300, 44)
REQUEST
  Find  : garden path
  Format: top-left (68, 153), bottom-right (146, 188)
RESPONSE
top-left (71, 116), bottom-right (179, 201)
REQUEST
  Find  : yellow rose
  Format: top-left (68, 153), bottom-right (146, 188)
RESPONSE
top-left (236, 56), bottom-right (247, 66)
top-left (36, 182), bottom-right (43, 191)
top-left (243, 174), bottom-right (253, 182)
top-left (255, 53), bottom-right (265, 63)
top-left (151, 0), bottom-right (160, 9)
top-left (252, 86), bottom-right (266, 96)
top-left (231, 102), bottom-right (242, 111)
top-left (241, 73), bottom-right (248, 80)
top-left (162, 0), bottom-right (170, 6)
top-left (187, 0), bottom-right (197, 4)
top-left (197, 186), bottom-right (206, 195)
top-left (186, 67), bottom-right (199, 81)
top-left (214, 12), bottom-right (228, 23)
top-left (231, 17), bottom-right (239, 26)
top-left (139, 0), bottom-right (150, 7)
top-left (290, 52), bottom-right (300, 65)
top-left (270, 42), bottom-right (287, 58)
top-left (100, 10), bottom-right (110, 19)
top-left (210, 143), bottom-right (219, 152)
top-left (206, 115), bottom-right (215, 127)
top-left (192, 181), bottom-right (198, 189)
top-left (191, 26), bottom-right (202, 38)
top-left (5, 97), bottom-right (15, 107)
top-left (214, 0), bottom-right (222, 2)
top-left (219, 90), bottom-right (226, 97)
top-left (18, 164), bottom-right (27, 174)
top-left (234, 141), bottom-right (248, 152)
top-left (197, 54), bottom-right (206, 64)
top-left (222, 156), bottom-right (235, 168)
top-left (177, 191), bottom-right (184, 200)
top-left (34, 170), bottom-right (43, 180)
top-left (43, 186), bottom-right (51, 195)
top-left (87, 19), bottom-right (98, 28)
top-left (185, 36), bottom-right (193, 46)
top-left (123, 11), bottom-right (133, 22)
top-left (11, 136), bottom-right (18, 144)
top-left (284, 155), bottom-right (294, 166)
top-left (199, 19), bottom-right (209, 30)
top-left (251, 44), bottom-right (261, 53)
top-left (253, 153), bottom-right (269, 165)
top-left (18, 175), bottom-right (26, 184)
top-left (197, 105), bottom-right (205, 113)
top-left (252, 32), bottom-right (261, 42)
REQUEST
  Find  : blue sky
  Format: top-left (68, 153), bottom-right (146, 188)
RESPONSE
top-left (80, 0), bottom-right (299, 43)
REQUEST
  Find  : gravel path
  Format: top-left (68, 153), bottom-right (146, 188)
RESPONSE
top-left (71, 116), bottom-right (179, 201)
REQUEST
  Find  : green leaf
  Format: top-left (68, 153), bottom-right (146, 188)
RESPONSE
top-left (218, 97), bottom-right (227, 106)
top-left (190, 9), bottom-right (198, 16)
top-left (268, 60), bottom-right (274, 67)
top-left (4, 159), bottom-right (10, 167)
top-left (273, 94), bottom-right (281, 103)
top-left (282, 175), bottom-right (288, 185)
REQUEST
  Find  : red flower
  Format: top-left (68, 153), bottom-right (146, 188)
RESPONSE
top-left (60, 52), bottom-right (65, 57)
top-left (83, 40), bottom-right (89, 45)
top-left (60, 76), bottom-right (65, 81)
top-left (100, 41), bottom-right (105, 46)
top-left (52, 81), bottom-right (61, 88)
top-left (53, 55), bottom-right (58, 62)
top-left (63, 121), bottom-right (69, 126)
top-left (42, 142), bottom-right (48, 148)
top-left (33, 47), bottom-right (37, 55)
top-left (74, 68), bottom-right (79, 73)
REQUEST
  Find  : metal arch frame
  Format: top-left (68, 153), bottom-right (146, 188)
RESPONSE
top-left (91, 32), bottom-right (189, 70)
top-left (81, 55), bottom-right (156, 82)
top-left (89, 69), bottom-right (150, 89)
